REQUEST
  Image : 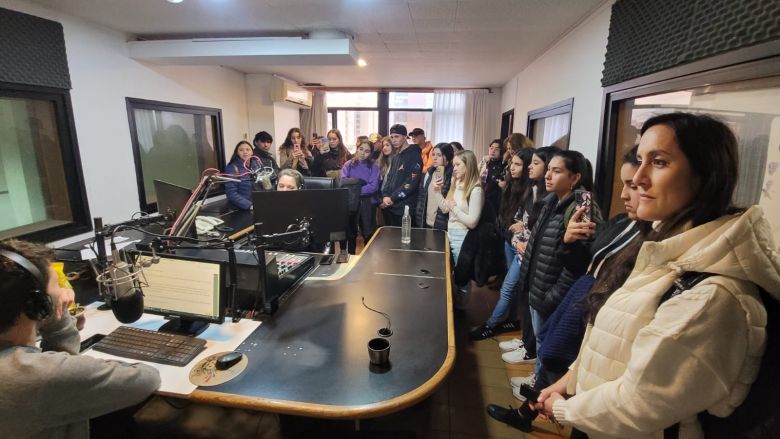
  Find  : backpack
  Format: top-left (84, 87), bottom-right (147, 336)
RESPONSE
top-left (661, 272), bottom-right (780, 439)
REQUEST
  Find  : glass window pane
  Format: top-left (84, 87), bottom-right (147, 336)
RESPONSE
top-left (0, 97), bottom-right (73, 239)
top-left (335, 110), bottom-right (379, 153)
top-left (531, 113), bottom-right (570, 149)
top-left (611, 75), bottom-right (780, 244)
top-left (326, 92), bottom-right (377, 108)
top-left (132, 109), bottom-right (218, 205)
top-left (389, 92), bottom-right (434, 109)
top-left (389, 111), bottom-right (433, 140)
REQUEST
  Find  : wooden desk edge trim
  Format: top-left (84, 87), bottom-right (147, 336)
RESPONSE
top-left (188, 227), bottom-right (456, 419)
top-left (189, 343), bottom-right (455, 419)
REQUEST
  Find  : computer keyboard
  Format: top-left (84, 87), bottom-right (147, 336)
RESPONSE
top-left (91, 326), bottom-right (207, 367)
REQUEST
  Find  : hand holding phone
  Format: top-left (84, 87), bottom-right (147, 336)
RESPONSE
top-left (575, 190), bottom-right (592, 223)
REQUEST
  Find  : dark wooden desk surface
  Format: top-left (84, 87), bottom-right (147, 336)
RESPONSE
top-left (190, 227), bottom-right (455, 419)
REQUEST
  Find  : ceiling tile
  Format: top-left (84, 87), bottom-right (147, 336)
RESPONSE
top-left (409, 1), bottom-right (457, 20)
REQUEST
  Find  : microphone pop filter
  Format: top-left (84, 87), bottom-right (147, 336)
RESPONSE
top-left (111, 288), bottom-right (144, 323)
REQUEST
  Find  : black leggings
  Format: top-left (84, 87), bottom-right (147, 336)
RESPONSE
top-left (340, 199), bottom-right (378, 254)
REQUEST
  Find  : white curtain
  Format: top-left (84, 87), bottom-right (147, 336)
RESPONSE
top-left (299, 90), bottom-right (328, 140)
top-left (463, 89), bottom-right (493, 159)
top-left (431, 90), bottom-right (466, 145)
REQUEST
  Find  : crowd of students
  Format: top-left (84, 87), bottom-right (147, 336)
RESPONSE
top-left (222, 124), bottom-right (467, 255)
top-left (2, 112), bottom-right (778, 439)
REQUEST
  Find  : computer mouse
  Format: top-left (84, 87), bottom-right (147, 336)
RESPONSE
top-left (215, 351), bottom-right (243, 370)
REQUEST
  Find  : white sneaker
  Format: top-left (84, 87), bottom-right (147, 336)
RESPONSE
top-left (501, 347), bottom-right (537, 364)
top-left (512, 385), bottom-right (526, 401)
top-left (498, 338), bottom-right (523, 352)
top-left (510, 373), bottom-right (536, 389)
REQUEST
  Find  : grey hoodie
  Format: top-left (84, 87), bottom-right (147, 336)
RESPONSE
top-left (0, 313), bottom-right (161, 438)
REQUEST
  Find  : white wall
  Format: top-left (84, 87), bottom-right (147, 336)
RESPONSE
top-left (0, 0), bottom-right (250, 246)
top-left (245, 74), bottom-right (302, 162)
top-left (500, 1), bottom-right (613, 163)
top-left (272, 102), bottom-right (301, 157)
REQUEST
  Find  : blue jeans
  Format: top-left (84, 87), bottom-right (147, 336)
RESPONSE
top-left (530, 307), bottom-right (546, 375)
top-left (486, 242), bottom-right (522, 327)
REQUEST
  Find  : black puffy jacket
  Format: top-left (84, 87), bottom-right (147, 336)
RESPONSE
top-left (520, 192), bottom-right (579, 319)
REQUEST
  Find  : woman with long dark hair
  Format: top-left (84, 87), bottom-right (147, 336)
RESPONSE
top-left (415, 143), bottom-right (455, 230)
top-left (501, 145), bottom-right (560, 363)
top-left (311, 129), bottom-right (350, 180)
top-left (487, 146), bottom-right (647, 432)
top-left (534, 113), bottom-right (780, 439)
top-left (470, 148), bottom-right (533, 340)
top-left (278, 127), bottom-right (313, 176)
top-left (223, 140), bottom-right (261, 210)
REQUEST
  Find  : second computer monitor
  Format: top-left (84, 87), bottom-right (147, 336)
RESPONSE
top-left (154, 179), bottom-right (192, 217)
top-left (251, 188), bottom-right (348, 243)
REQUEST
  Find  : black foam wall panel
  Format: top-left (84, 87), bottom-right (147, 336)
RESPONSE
top-left (0, 7), bottom-right (71, 89)
top-left (602, 0), bottom-right (780, 87)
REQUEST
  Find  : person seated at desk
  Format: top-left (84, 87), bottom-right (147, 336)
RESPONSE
top-left (0, 239), bottom-right (161, 438)
top-left (276, 168), bottom-right (303, 191)
top-left (278, 128), bottom-right (313, 176)
top-left (224, 140), bottom-right (262, 210)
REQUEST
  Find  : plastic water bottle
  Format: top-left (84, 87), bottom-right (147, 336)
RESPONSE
top-left (401, 205), bottom-right (411, 245)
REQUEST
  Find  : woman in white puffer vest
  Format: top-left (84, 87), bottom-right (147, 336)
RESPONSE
top-left (532, 112), bottom-right (780, 439)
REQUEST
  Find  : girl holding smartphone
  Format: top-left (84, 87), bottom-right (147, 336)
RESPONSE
top-left (415, 143), bottom-right (455, 230)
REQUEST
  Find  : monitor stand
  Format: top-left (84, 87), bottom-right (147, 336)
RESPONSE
top-left (159, 318), bottom-right (209, 337)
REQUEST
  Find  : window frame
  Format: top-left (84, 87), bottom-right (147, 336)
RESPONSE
top-left (125, 97), bottom-right (226, 213)
top-left (595, 40), bottom-right (780, 217)
top-left (0, 81), bottom-right (92, 242)
top-left (526, 98), bottom-right (574, 149)
top-left (327, 91), bottom-right (433, 137)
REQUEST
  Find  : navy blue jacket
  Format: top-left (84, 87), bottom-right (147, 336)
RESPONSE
top-left (381, 144), bottom-right (423, 215)
top-left (223, 160), bottom-right (258, 210)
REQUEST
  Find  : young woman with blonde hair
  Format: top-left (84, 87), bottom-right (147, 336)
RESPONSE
top-left (439, 149), bottom-right (484, 308)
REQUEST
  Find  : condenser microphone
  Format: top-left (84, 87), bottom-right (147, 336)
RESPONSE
top-left (96, 247), bottom-right (153, 324)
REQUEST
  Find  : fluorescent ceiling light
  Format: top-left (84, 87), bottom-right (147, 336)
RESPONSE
top-left (167, 0), bottom-right (184, 4)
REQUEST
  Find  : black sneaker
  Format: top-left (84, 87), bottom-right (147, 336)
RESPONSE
top-left (494, 320), bottom-right (521, 334)
top-left (486, 404), bottom-right (533, 432)
top-left (469, 324), bottom-right (495, 341)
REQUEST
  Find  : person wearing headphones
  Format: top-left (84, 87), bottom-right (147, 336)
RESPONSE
top-left (277, 168), bottom-right (304, 191)
top-left (0, 240), bottom-right (161, 438)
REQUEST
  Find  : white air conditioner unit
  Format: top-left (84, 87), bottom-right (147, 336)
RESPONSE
top-left (272, 78), bottom-right (312, 108)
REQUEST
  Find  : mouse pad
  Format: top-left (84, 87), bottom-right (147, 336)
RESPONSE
top-left (189, 351), bottom-right (248, 387)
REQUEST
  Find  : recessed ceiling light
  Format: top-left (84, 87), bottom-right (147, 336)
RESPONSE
top-left (167, 0), bottom-right (184, 4)
top-left (357, 58), bottom-right (367, 67)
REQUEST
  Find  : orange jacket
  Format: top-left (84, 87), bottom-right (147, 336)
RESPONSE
top-left (421, 141), bottom-right (434, 173)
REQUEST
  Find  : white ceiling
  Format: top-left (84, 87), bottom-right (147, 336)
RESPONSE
top-left (29, 0), bottom-right (607, 88)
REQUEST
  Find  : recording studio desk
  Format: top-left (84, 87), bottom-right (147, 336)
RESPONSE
top-left (187, 227), bottom-right (454, 419)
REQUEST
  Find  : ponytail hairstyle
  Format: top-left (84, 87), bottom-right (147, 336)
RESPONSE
top-left (530, 146), bottom-right (561, 195)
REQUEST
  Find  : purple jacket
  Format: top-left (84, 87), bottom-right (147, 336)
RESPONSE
top-left (340, 159), bottom-right (381, 204)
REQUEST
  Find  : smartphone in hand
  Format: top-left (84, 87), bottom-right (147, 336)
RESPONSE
top-left (575, 190), bottom-right (592, 223)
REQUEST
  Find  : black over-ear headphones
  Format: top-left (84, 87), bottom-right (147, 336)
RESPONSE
top-left (0, 249), bottom-right (52, 321)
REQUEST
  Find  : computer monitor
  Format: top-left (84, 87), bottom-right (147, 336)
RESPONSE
top-left (154, 179), bottom-right (192, 218)
top-left (137, 253), bottom-right (226, 336)
top-left (251, 188), bottom-right (349, 243)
